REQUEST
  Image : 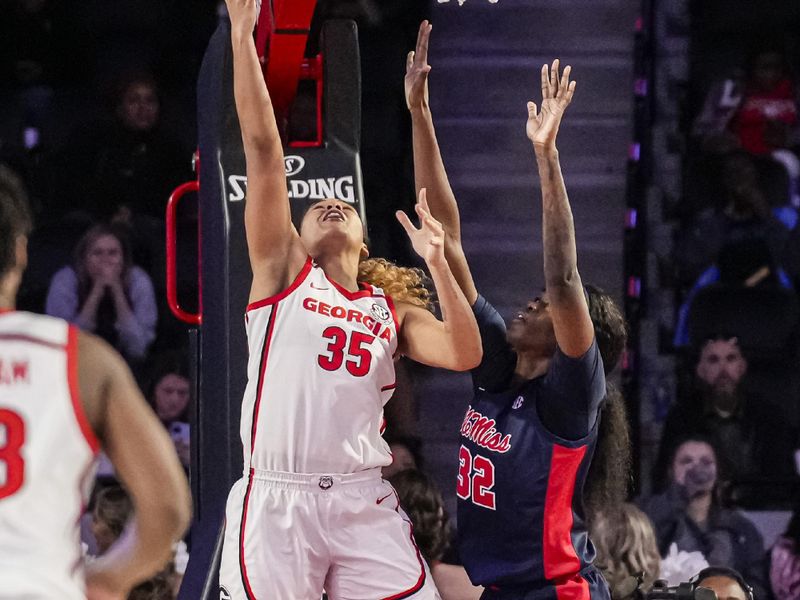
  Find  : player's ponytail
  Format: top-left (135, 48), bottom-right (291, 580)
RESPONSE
top-left (358, 257), bottom-right (433, 310)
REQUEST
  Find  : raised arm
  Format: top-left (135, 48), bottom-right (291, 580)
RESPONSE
top-left (527, 60), bottom-right (594, 357)
top-left (395, 189), bottom-right (482, 371)
top-left (226, 0), bottom-right (306, 301)
top-left (406, 21), bottom-right (478, 305)
top-left (78, 332), bottom-right (191, 599)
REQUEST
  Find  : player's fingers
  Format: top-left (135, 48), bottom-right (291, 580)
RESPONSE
top-left (395, 210), bottom-right (417, 235)
top-left (559, 65), bottom-right (571, 98)
top-left (527, 101), bottom-right (538, 119)
top-left (550, 59), bottom-right (560, 93)
top-left (418, 21), bottom-right (431, 63)
top-left (565, 80), bottom-right (577, 103)
top-left (406, 51), bottom-right (415, 72)
top-left (540, 64), bottom-right (550, 99)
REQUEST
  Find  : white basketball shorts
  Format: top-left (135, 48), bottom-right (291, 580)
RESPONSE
top-left (219, 467), bottom-right (441, 600)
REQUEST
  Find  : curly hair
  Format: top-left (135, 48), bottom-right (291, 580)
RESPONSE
top-left (0, 165), bottom-right (32, 278)
top-left (591, 503), bottom-right (661, 596)
top-left (388, 469), bottom-right (451, 563)
top-left (358, 257), bottom-right (432, 310)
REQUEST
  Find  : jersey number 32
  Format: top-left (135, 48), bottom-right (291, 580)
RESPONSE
top-left (456, 445), bottom-right (496, 510)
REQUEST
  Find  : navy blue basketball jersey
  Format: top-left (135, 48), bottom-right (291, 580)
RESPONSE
top-left (456, 296), bottom-right (609, 600)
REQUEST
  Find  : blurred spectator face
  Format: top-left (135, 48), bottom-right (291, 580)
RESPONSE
top-left (507, 293), bottom-right (558, 355)
top-left (751, 51), bottom-right (785, 91)
top-left (671, 441), bottom-right (717, 496)
top-left (382, 442), bottom-right (417, 478)
top-left (84, 234), bottom-right (124, 281)
top-left (119, 82), bottom-right (160, 133)
top-left (697, 576), bottom-right (749, 600)
top-left (154, 373), bottom-right (191, 422)
top-left (695, 339), bottom-right (747, 395)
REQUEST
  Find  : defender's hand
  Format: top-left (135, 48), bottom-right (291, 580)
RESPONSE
top-left (526, 59), bottom-right (576, 149)
top-left (396, 188), bottom-right (446, 267)
top-left (405, 21), bottom-right (433, 111)
top-left (226, 0), bottom-right (258, 39)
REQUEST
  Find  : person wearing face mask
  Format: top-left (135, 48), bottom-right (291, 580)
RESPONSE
top-left (639, 436), bottom-right (767, 599)
top-left (654, 334), bottom-right (797, 485)
top-left (45, 223), bottom-right (158, 363)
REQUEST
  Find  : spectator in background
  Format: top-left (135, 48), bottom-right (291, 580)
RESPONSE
top-left (381, 432), bottom-right (424, 479)
top-left (147, 351), bottom-right (191, 469)
top-left (694, 567), bottom-right (754, 600)
top-left (388, 469), bottom-right (483, 600)
top-left (770, 503), bottom-right (800, 600)
top-left (90, 485), bottom-right (133, 556)
top-left (694, 48), bottom-right (799, 156)
top-left (45, 223), bottom-right (157, 363)
top-left (590, 503), bottom-right (661, 598)
top-left (655, 335), bottom-right (796, 484)
top-left (639, 435), bottom-right (767, 599)
top-left (674, 151), bottom-right (791, 289)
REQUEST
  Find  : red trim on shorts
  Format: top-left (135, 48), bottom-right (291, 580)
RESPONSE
top-left (246, 256), bottom-right (313, 312)
top-left (239, 468), bottom-right (258, 600)
top-left (249, 305), bottom-right (278, 454)
top-left (543, 444), bottom-right (590, 600)
top-left (0, 333), bottom-right (65, 351)
top-left (379, 507), bottom-right (427, 600)
top-left (66, 326), bottom-right (100, 454)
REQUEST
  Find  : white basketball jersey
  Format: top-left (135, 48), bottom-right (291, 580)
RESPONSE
top-left (0, 310), bottom-right (98, 599)
top-left (242, 258), bottom-right (399, 474)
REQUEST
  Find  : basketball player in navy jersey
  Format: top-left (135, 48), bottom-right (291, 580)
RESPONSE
top-left (0, 169), bottom-right (191, 599)
top-left (406, 23), bottom-right (631, 600)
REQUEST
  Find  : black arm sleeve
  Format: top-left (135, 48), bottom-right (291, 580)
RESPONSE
top-left (470, 295), bottom-right (517, 393)
top-left (537, 341), bottom-right (606, 440)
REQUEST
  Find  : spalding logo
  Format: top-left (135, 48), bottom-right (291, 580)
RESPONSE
top-left (284, 155), bottom-right (305, 177)
top-left (370, 304), bottom-right (391, 323)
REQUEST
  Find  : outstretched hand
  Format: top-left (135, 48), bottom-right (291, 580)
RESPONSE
top-left (526, 59), bottom-right (576, 149)
top-left (405, 21), bottom-right (433, 111)
top-left (225, 0), bottom-right (258, 38)
top-left (396, 188), bottom-right (446, 267)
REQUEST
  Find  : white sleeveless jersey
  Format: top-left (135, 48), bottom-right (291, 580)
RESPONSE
top-left (0, 311), bottom-right (98, 600)
top-left (241, 258), bottom-right (399, 474)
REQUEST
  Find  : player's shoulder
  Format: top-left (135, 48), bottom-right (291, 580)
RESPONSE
top-left (0, 310), bottom-right (70, 346)
top-left (75, 329), bottom-right (128, 379)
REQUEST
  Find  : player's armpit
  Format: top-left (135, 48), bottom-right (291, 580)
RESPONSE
top-left (395, 303), bottom-right (482, 372)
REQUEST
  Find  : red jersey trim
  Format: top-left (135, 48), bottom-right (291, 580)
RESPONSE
top-left (249, 305), bottom-right (279, 455)
top-left (325, 272), bottom-right (375, 301)
top-left (246, 257), bottom-right (314, 312)
top-left (0, 333), bottom-right (65, 351)
top-left (0, 307), bottom-right (14, 314)
top-left (381, 383), bottom-right (397, 392)
top-left (66, 326), bottom-right (100, 455)
top-left (542, 444), bottom-right (589, 600)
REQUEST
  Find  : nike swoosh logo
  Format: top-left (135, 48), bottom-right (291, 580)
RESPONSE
top-left (376, 492), bottom-right (393, 505)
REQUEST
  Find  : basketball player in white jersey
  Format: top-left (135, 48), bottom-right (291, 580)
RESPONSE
top-left (219, 1), bottom-right (483, 598)
top-left (0, 169), bottom-right (191, 599)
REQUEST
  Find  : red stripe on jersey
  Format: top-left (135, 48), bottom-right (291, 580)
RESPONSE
top-left (249, 305), bottom-right (278, 455)
top-left (239, 468), bottom-right (258, 600)
top-left (379, 506), bottom-right (427, 600)
top-left (0, 333), bottom-right (65, 351)
top-left (246, 257), bottom-right (313, 312)
top-left (380, 383), bottom-right (396, 392)
top-left (543, 444), bottom-right (589, 600)
top-left (67, 326), bottom-right (100, 454)
top-left (325, 273), bottom-right (375, 301)
top-left (0, 308), bottom-right (13, 313)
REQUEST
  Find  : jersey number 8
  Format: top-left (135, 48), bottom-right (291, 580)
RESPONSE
top-left (0, 408), bottom-right (25, 499)
top-left (456, 445), bottom-right (496, 510)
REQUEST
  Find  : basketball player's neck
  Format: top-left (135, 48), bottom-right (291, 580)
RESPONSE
top-left (514, 353), bottom-right (550, 381)
top-left (315, 252), bottom-right (361, 292)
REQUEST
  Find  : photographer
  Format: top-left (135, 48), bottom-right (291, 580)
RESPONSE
top-left (639, 436), bottom-right (767, 599)
top-left (694, 567), bottom-right (754, 600)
